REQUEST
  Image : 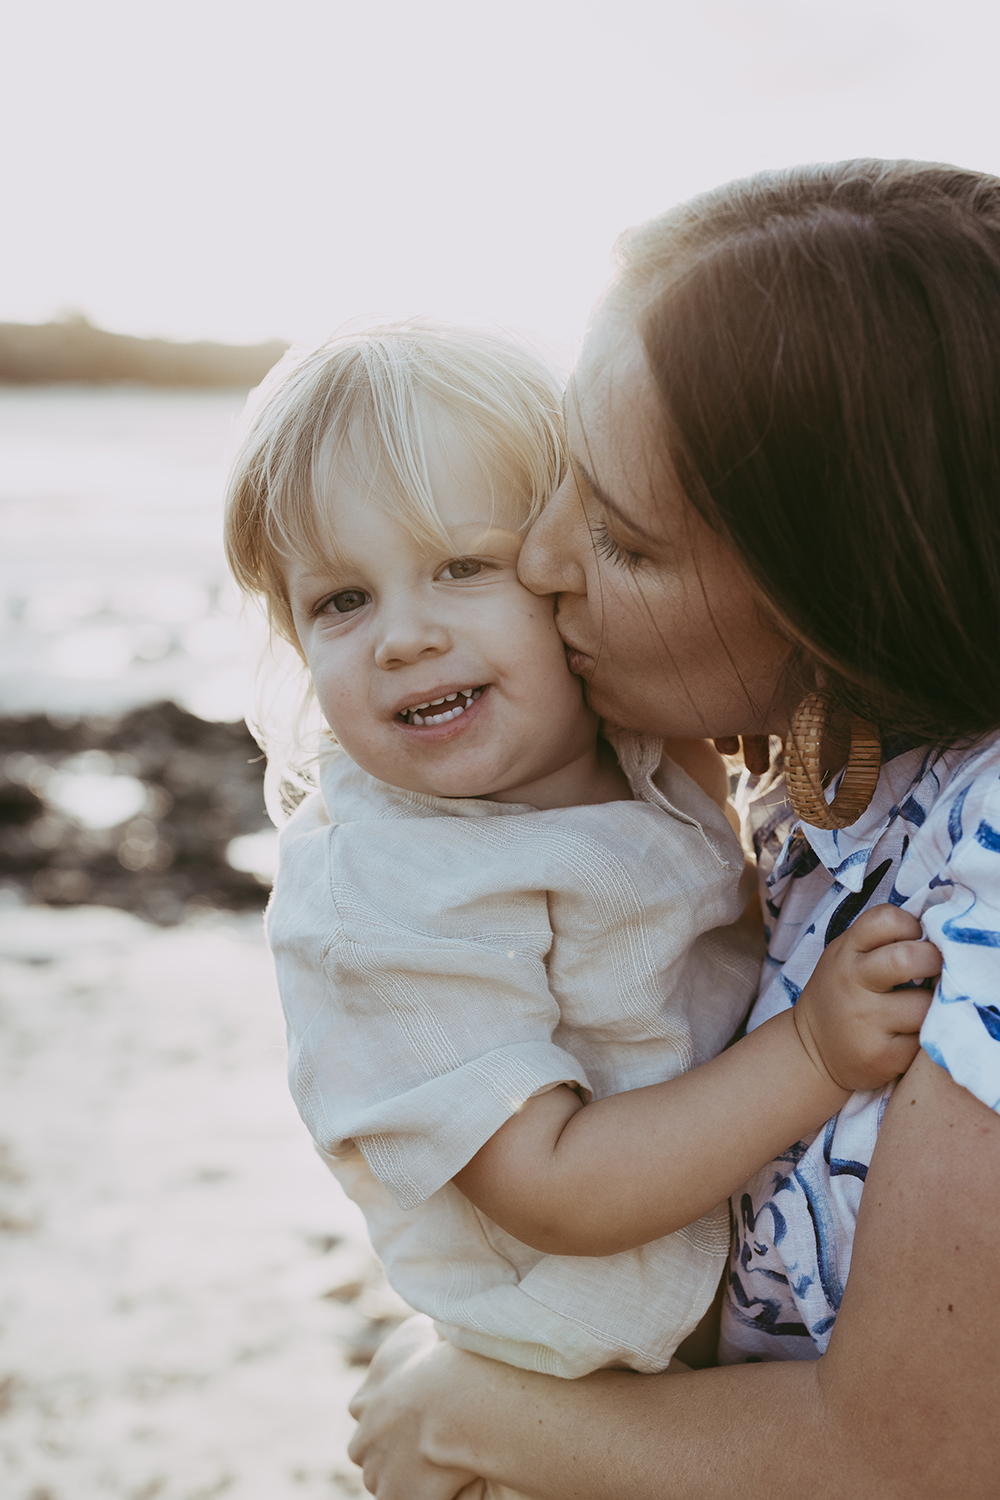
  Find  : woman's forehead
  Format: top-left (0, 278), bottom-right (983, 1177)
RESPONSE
top-left (568, 312), bottom-right (674, 533)
top-left (571, 309), bottom-right (654, 449)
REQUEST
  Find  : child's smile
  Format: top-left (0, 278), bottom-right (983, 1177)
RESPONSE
top-left (396, 685), bottom-right (485, 728)
top-left (283, 405), bottom-right (615, 808)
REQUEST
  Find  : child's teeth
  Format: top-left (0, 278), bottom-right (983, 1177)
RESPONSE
top-left (423, 701), bottom-right (468, 725)
top-left (403, 688), bottom-right (483, 724)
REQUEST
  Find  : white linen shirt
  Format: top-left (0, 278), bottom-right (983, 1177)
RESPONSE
top-left (268, 729), bottom-right (762, 1378)
top-left (719, 732), bottom-right (1000, 1363)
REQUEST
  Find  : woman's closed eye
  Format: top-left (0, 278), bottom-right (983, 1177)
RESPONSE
top-left (592, 522), bottom-right (645, 572)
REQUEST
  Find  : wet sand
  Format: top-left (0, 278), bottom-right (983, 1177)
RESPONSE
top-left (0, 903), bottom-right (412, 1500)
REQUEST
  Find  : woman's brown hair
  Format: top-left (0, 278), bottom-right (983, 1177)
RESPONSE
top-left (617, 159), bottom-right (1000, 745)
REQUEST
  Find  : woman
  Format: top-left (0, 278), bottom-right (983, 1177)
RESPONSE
top-left (348, 159), bottom-right (1000, 1498)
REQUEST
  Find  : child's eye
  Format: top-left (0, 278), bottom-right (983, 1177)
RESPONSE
top-left (593, 523), bottom-right (644, 572)
top-left (323, 589), bottom-right (369, 614)
top-left (440, 558), bottom-right (483, 580)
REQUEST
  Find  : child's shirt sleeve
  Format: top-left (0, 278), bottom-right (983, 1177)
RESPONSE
top-left (268, 795), bottom-right (594, 1210)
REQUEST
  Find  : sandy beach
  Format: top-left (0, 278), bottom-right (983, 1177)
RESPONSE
top-left (0, 900), bottom-right (412, 1500)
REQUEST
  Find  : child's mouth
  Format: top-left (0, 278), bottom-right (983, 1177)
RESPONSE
top-left (397, 686), bottom-right (485, 727)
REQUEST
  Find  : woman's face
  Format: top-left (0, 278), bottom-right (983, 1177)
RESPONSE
top-left (518, 302), bottom-right (794, 741)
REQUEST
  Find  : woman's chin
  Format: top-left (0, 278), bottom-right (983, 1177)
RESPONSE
top-left (587, 690), bottom-right (690, 740)
top-left (584, 685), bottom-right (643, 730)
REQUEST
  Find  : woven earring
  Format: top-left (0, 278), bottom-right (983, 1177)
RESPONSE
top-left (784, 691), bottom-right (881, 830)
top-left (713, 735), bottom-right (771, 775)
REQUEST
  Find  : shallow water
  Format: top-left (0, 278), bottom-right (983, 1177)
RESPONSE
top-left (0, 387), bottom-right (283, 909)
top-left (0, 385), bottom-right (267, 722)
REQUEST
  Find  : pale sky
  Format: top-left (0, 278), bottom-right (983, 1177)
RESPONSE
top-left (4, 0), bottom-right (999, 358)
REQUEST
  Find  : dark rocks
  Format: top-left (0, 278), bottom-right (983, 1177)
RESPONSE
top-left (0, 701), bottom-right (271, 925)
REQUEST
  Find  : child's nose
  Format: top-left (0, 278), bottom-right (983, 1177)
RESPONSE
top-left (373, 601), bottom-right (451, 668)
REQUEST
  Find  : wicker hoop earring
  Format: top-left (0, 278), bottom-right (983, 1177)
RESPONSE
top-left (785, 692), bottom-right (881, 830)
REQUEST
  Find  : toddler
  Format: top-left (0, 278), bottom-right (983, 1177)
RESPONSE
top-left (224, 325), bottom-right (936, 1402)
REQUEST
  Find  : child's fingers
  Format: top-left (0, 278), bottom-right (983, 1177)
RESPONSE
top-left (876, 989), bottom-right (933, 1038)
top-left (856, 937), bottom-right (942, 994)
top-left (845, 904), bottom-right (924, 951)
top-left (873, 1031), bottom-right (923, 1080)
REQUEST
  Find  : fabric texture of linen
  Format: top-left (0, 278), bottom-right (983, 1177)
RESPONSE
top-left (719, 731), bottom-right (1000, 1364)
top-left (268, 728), bottom-right (762, 1378)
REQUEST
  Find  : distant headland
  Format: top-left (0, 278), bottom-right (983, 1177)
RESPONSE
top-left (0, 313), bottom-right (288, 387)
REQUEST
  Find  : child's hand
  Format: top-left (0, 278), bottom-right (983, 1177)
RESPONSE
top-left (792, 905), bottom-right (941, 1093)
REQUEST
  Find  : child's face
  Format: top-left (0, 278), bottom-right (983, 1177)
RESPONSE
top-left (284, 409), bottom-right (599, 801)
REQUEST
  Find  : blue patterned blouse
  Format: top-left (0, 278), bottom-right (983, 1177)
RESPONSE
top-left (719, 732), bottom-right (1000, 1363)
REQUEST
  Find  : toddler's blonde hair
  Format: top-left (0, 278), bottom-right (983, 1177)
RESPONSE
top-left (225, 320), bottom-right (565, 653)
top-left (224, 319), bottom-right (566, 818)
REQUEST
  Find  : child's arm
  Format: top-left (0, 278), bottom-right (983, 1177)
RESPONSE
top-left (452, 904), bottom-right (940, 1257)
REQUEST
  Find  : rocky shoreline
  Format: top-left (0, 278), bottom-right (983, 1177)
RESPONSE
top-left (0, 702), bottom-right (272, 925)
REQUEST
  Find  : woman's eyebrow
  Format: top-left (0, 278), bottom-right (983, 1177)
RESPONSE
top-left (569, 452), bottom-right (662, 547)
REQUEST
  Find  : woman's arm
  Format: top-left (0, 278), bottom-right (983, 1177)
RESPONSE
top-left (350, 1047), bottom-right (1000, 1499)
top-left (454, 906), bottom-right (937, 1255)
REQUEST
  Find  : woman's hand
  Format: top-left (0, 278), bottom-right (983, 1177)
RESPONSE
top-left (348, 1315), bottom-right (483, 1499)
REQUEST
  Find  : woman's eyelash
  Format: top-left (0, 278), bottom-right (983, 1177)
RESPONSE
top-left (592, 523), bottom-right (644, 571)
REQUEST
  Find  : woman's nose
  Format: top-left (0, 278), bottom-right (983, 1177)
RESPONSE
top-left (373, 597), bottom-right (452, 669)
top-left (518, 476), bottom-right (589, 598)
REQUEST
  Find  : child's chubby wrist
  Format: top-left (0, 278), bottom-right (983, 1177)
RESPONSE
top-left (770, 1006), bottom-right (852, 1117)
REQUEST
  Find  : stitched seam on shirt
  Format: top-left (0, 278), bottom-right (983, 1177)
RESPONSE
top-left (332, 882), bottom-right (550, 950)
top-left (466, 820), bottom-right (692, 1058)
top-left (514, 1271), bottom-right (708, 1364)
top-left (358, 1131), bottom-right (421, 1205)
top-left (435, 1206), bottom-right (527, 1324)
top-left (465, 1053), bottom-right (557, 1110)
top-left (282, 833), bottom-right (346, 1151)
top-left (347, 941), bottom-right (466, 1076)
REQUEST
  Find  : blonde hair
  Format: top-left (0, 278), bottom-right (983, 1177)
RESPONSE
top-left (224, 319), bottom-right (566, 818)
top-left (225, 320), bottom-right (565, 651)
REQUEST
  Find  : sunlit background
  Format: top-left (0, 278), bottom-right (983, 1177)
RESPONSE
top-left (6, 0), bottom-right (1000, 351)
top-left (1, 2), bottom-right (998, 1495)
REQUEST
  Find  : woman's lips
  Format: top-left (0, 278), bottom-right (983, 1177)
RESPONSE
top-left (563, 642), bottom-right (594, 678)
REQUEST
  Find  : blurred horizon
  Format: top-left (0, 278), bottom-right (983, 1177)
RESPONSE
top-left (5, 0), bottom-right (1000, 363)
